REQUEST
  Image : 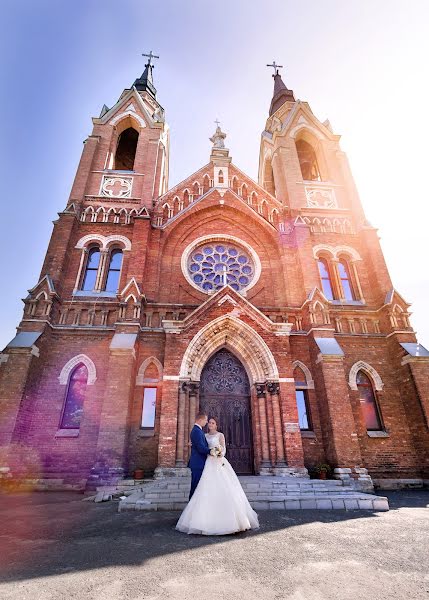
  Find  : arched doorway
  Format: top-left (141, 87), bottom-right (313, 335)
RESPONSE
top-left (199, 349), bottom-right (254, 474)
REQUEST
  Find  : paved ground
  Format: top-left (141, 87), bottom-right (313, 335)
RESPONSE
top-left (0, 490), bottom-right (428, 600)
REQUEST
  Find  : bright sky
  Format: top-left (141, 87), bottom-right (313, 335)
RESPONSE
top-left (1, 0), bottom-right (428, 349)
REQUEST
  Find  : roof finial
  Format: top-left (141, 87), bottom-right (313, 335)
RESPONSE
top-left (133, 50), bottom-right (160, 97)
top-left (266, 60), bottom-right (283, 76)
top-left (142, 50), bottom-right (160, 67)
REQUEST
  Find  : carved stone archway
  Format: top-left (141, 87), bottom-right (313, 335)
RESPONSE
top-left (179, 314), bottom-right (279, 385)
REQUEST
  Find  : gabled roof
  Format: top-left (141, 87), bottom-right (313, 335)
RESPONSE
top-left (162, 284), bottom-right (292, 336)
top-left (266, 100), bottom-right (339, 144)
top-left (93, 87), bottom-right (157, 128)
top-left (384, 288), bottom-right (411, 308)
top-left (27, 274), bottom-right (57, 299)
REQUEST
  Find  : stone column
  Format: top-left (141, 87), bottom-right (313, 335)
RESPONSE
top-left (183, 384), bottom-right (191, 463)
top-left (188, 382), bottom-right (199, 432)
top-left (264, 383), bottom-right (277, 467)
top-left (267, 382), bottom-right (286, 468)
top-left (256, 383), bottom-right (271, 472)
top-left (175, 381), bottom-right (187, 467)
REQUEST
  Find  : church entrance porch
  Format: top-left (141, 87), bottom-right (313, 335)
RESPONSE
top-left (199, 349), bottom-right (254, 474)
top-left (156, 307), bottom-right (308, 479)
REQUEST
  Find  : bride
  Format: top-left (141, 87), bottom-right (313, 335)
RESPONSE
top-left (176, 417), bottom-right (259, 536)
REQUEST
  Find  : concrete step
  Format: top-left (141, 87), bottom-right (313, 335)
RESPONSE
top-left (118, 476), bottom-right (389, 512)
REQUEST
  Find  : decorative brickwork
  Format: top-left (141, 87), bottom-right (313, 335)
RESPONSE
top-left (0, 67), bottom-right (428, 489)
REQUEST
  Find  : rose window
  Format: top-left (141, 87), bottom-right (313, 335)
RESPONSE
top-left (187, 243), bottom-right (255, 292)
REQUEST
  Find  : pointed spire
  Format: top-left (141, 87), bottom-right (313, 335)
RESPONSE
top-left (133, 51), bottom-right (159, 97)
top-left (266, 61), bottom-right (295, 116)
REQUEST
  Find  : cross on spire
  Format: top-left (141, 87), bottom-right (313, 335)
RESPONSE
top-left (142, 50), bottom-right (159, 66)
top-left (214, 118), bottom-right (221, 128)
top-left (266, 60), bottom-right (283, 75)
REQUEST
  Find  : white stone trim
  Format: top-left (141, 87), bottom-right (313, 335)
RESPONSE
top-left (75, 234), bottom-right (131, 251)
top-left (181, 234), bottom-right (262, 295)
top-left (348, 361), bottom-right (384, 392)
top-left (163, 375), bottom-right (180, 381)
top-left (312, 244), bottom-right (362, 262)
top-left (58, 354), bottom-right (97, 385)
top-left (179, 314), bottom-right (279, 384)
top-left (292, 360), bottom-right (315, 389)
top-left (289, 122), bottom-right (324, 140)
top-left (136, 356), bottom-right (163, 385)
top-left (109, 110), bottom-right (147, 128)
top-left (278, 377), bottom-right (295, 383)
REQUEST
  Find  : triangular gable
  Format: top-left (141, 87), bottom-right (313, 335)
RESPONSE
top-left (119, 277), bottom-right (144, 301)
top-left (271, 101), bottom-right (338, 143)
top-left (94, 88), bottom-right (155, 128)
top-left (163, 285), bottom-right (291, 336)
top-left (27, 274), bottom-right (57, 299)
top-left (302, 286), bottom-right (331, 307)
top-left (138, 207), bottom-right (150, 218)
top-left (157, 186), bottom-right (280, 232)
top-left (384, 288), bottom-right (411, 309)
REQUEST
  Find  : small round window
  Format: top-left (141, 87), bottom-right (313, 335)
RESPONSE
top-left (187, 243), bottom-right (255, 293)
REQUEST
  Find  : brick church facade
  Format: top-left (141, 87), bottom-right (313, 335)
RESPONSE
top-left (1, 58), bottom-right (428, 490)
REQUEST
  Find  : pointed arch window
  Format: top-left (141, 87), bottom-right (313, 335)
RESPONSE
top-left (294, 366), bottom-right (312, 430)
top-left (61, 364), bottom-right (88, 429)
top-left (114, 127), bottom-right (138, 171)
top-left (357, 370), bottom-right (383, 431)
top-left (81, 247), bottom-right (101, 291)
top-left (337, 259), bottom-right (355, 301)
top-left (296, 139), bottom-right (321, 181)
top-left (103, 249), bottom-right (123, 292)
top-left (218, 170), bottom-right (224, 184)
top-left (203, 175), bottom-right (210, 194)
top-left (318, 257), bottom-right (334, 300)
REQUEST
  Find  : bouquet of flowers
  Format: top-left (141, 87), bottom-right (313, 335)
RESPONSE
top-left (210, 445), bottom-right (223, 458)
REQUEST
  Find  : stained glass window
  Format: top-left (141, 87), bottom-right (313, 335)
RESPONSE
top-left (61, 364), bottom-right (87, 429)
top-left (187, 243), bottom-right (255, 292)
top-left (295, 390), bottom-right (310, 430)
top-left (338, 259), bottom-right (355, 301)
top-left (318, 258), bottom-right (334, 300)
top-left (82, 247), bottom-right (100, 291)
top-left (357, 370), bottom-right (383, 431)
top-left (294, 366), bottom-right (312, 430)
top-left (104, 249), bottom-right (123, 292)
top-left (141, 387), bottom-right (157, 428)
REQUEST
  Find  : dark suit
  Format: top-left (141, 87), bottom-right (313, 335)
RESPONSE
top-left (188, 424), bottom-right (211, 499)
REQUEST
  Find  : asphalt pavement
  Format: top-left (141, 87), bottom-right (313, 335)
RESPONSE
top-left (0, 489), bottom-right (428, 600)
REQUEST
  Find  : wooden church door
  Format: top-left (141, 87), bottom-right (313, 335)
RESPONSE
top-left (199, 349), bottom-right (254, 474)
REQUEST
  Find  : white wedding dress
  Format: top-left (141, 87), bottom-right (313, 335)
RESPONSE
top-left (176, 432), bottom-right (259, 535)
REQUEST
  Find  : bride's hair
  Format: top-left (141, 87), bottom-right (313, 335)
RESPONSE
top-left (208, 417), bottom-right (220, 430)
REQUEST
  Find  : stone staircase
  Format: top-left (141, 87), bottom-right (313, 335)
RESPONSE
top-left (118, 475), bottom-right (389, 512)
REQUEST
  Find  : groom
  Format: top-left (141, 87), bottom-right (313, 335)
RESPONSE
top-left (187, 412), bottom-right (212, 499)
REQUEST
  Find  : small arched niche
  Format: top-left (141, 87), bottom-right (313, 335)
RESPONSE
top-left (263, 157), bottom-right (275, 196)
